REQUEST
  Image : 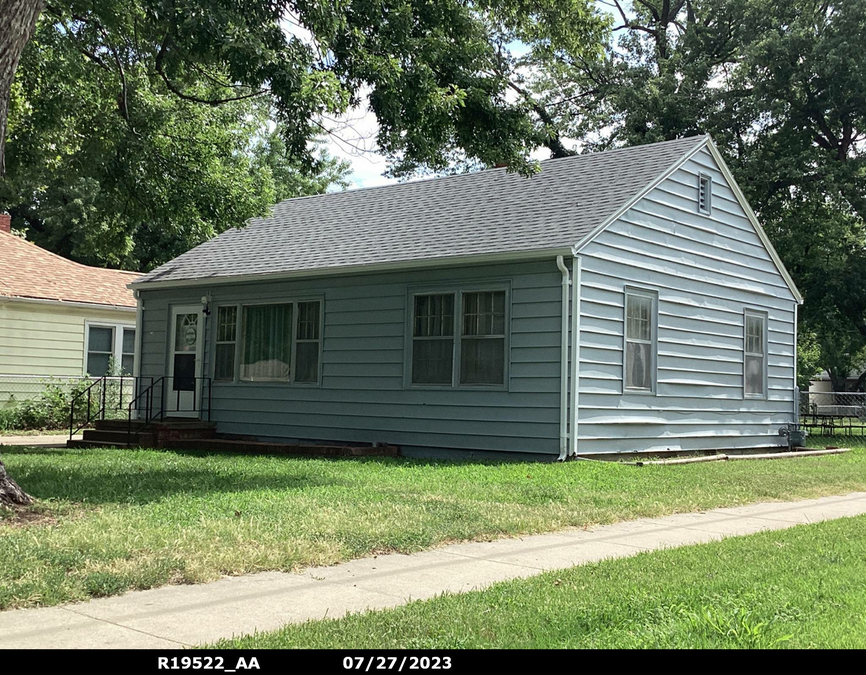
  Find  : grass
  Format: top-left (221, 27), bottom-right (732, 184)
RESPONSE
top-left (212, 515), bottom-right (866, 649)
top-left (0, 436), bottom-right (864, 611)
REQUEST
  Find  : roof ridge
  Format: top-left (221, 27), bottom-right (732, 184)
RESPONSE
top-left (260, 134), bottom-right (709, 210)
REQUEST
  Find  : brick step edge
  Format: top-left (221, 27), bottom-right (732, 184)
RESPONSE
top-left (166, 438), bottom-right (401, 457)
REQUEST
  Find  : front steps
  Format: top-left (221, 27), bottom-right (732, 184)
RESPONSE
top-left (67, 418), bottom-right (217, 449)
top-left (67, 419), bottom-right (401, 457)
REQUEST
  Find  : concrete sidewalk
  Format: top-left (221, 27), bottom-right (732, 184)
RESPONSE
top-left (2, 491), bottom-right (865, 649)
top-left (0, 433), bottom-right (78, 447)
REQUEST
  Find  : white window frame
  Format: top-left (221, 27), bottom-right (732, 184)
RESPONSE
top-left (213, 297), bottom-right (324, 386)
top-left (84, 320), bottom-right (136, 376)
top-left (213, 304), bottom-right (239, 382)
top-left (406, 284), bottom-right (510, 390)
top-left (622, 287), bottom-right (657, 394)
top-left (743, 309), bottom-right (768, 399)
top-left (698, 172), bottom-right (712, 215)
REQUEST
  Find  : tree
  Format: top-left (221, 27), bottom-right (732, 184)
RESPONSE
top-left (1, 19), bottom-right (349, 270)
top-left (0, 456), bottom-right (33, 508)
top-left (0, 0), bottom-right (608, 180)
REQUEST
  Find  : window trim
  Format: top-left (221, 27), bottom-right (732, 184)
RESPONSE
top-left (212, 296), bottom-right (324, 386)
top-left (622, 287), bottom-right (658, 395)
top-left (405, 282), bottom-right (511, 391)
top-left (213, 304), bottom-right (240, 382)
top-left (698, 172), bottom-right (712, 215)
top-left (743, 308), bottom-right (768, 400)
top-left (84, 320), bottom-right (136, 376)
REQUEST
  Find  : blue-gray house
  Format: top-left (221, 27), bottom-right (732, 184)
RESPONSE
top-left (130, 135), bottom-right (803, 459)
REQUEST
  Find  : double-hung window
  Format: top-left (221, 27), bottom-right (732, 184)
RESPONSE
top-left (410, 289), bottom-right (507, 387)
top-left (86, 322), bottom-right (135, 376)
top-left (624, 289), bottom-right (656, 392)
top-left (744, 310), bottom-right (767, 398)
top-left (214, 299), bottom-right (322, 384)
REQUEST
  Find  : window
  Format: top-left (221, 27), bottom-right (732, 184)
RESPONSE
top-left (460, 291), bottom-right (506, 385)
top-left (412, 294), bottom-right (455, 385)
top-left (86, 323), bottom-right (135, 376)
top-left (624, 290), bottom-right (656, 392)
top-left (410, 289), bottom-right (507, 387)
top-left (698, 173), bottom-right (712, 214)
top-left (214, 305), bottom-right (238, 381)
top-left (744, 311), bottom-right (766, 397)
top-left (219, 299), bottom-right (322, 384)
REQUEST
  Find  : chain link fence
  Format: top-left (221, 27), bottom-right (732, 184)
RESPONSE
top-left (0, 375), bottom-right (135, 431)
top-left (800, 391), bottom-right (866, 448)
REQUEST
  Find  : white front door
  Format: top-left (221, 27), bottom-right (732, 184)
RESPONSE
top-left (167, 305), bottom-right (204, 417)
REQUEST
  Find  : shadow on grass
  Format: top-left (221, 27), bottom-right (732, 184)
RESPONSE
top-left (0, 446), bottom-right (340, 506)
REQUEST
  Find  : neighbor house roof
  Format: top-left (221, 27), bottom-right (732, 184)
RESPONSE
top-left (0, 230), bottom-right (140, 308)
top-left (137, 136), bottom-right (711, 286)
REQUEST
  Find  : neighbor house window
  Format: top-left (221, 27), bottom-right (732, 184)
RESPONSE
top-left (224, 299), bottom-right (322, 384)
top-left (698, 173), bottom-right (712, 214)
top-left (86, 322), bottom-right (136, 376)
top-left (744, 310), bottom-right (767, 398)
top-left (214, 305), bottom-right (238, 381)
top-left (410, 289), bottom-right (507, 387)
top-left (624, 289), bottom-right (656, 392)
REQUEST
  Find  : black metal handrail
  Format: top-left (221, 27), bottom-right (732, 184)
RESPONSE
top-left (69, 375), bottom-right (136, 439)
top-left (126, 376), bottom-right (212, 445)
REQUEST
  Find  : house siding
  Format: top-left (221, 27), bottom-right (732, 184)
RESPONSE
top-left (138, 260), bottom-right (564, 456)
top-left (0, 299), bottom-right (136, 405)
top-left (574, 146), bottom-right (798, 454)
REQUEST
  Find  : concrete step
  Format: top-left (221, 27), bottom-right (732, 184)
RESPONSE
top-left (167, 438), bottom-right (400, 458)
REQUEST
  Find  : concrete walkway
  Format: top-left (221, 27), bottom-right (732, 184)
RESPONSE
top-left (2, 491), bottom-right (865, 649)
top-left (0, 433), bottom-right (78, 447)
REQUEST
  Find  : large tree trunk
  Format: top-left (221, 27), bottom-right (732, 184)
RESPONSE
top-left (0, 456), bottom-right (33, 507)
top-left (0, 0), bottom-right (44, 176)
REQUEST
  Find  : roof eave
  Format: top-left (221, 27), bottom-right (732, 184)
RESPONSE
top-left (131, 247), bottom-right (576, 291)
top-left (0, 294), bottom-right (137, 312)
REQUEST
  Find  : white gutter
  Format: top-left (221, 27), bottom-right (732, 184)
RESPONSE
top-left (0, 295), bottom-right (136, 313)
top-left (556, 256), bottom-right (571, 461)
top-left (569, 255), bottom-right (582, 457)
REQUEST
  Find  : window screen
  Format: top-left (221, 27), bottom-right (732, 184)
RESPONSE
top-left (744, 312), bottom-right (766, 396)
top-left (87, 326), bottom-right (114, 376)
top-left (460, 291), bottom-right (506, 385)
top-left (214, 306), bottom-right (238, 381)
top-left (412, 294), bottom-right (455, 384)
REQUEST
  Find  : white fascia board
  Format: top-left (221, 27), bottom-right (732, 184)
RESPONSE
top-left (129, 247), bottom-right (575, 292)
top-left (0, 295), bottom-right (136, 313)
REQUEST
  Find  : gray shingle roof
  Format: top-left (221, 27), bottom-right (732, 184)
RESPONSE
top-left (137, 135), bottom-right (706, 285)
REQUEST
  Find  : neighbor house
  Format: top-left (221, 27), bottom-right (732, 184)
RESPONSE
top-left (0, 215), bottom-right (140, 406)
top-left (131, 135), bottom-right (803, 458)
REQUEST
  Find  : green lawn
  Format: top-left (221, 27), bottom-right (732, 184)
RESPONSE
top-left (0, 437), bottom-right (864, 611)
top-left (213, 516), bottom-right (866, 649)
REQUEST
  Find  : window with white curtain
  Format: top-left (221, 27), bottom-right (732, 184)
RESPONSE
top-left (744, 310), bottom-right (767, 398)
top-left (410, 288), bottom-right (507, 387)
top-left (624, 289), bottom-right (656, 392)
top-left (219, 299), bottom-right (322, 384)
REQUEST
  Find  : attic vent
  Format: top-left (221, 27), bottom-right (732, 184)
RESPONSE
top-left (698, 173), bottom-right (712, 214)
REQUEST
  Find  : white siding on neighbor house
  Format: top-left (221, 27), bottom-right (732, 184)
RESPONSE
top-left (0, 299), bottom-right (136, 404)
top-left (575, 146), bottom-right (798, 453)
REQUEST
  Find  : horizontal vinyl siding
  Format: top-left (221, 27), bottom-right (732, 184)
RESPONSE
top-left (0, 300), bottom-right (135, 404)
top-left (139, 261), bottom-right (563, 455)
top-left (575, 146), bottom-right (797, 454)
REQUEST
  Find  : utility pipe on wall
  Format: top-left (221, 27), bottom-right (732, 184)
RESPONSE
top-left (556, 256), bottom-right (571, 461)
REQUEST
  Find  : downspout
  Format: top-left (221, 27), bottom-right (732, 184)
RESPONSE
top-left (569, 255), bottom-right (582, 457)
top-left (793, 302), bottom-right (799, 426)
top-left (556, 256), bottom-right (571, 461)
top-left (132, 290), bottom-right (143, 420)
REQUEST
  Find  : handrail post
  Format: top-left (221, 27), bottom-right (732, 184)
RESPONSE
top-left (69, 399), bottom-right (74, 440)
top-left (101, 376), bottom-right (107, 420)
